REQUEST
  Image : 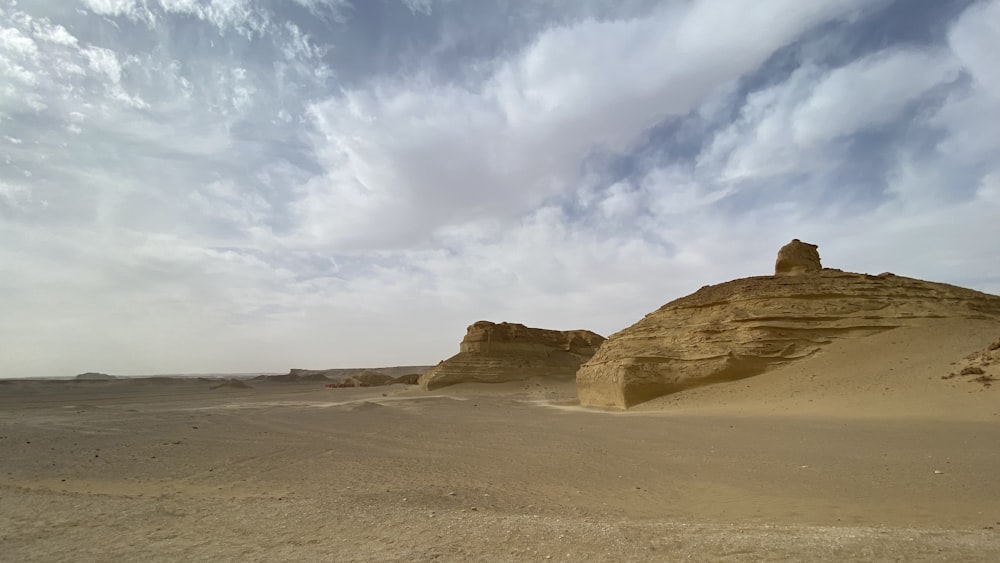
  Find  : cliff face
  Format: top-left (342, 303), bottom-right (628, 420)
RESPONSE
top-left (774, 238), bottom-right (822, 276)
top-left (419, 321), bottom-right (605, 390)
top-left (576, 269), bottom-right (1000, 409)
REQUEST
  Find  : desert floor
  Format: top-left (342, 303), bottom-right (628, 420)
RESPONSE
top-left (2, 365), bottom-right (999, 561)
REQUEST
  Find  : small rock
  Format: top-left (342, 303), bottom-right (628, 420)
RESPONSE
top-left (934, 470), bottom-right (944, 475)
top-left (961, 366), bottom-right (985, 376)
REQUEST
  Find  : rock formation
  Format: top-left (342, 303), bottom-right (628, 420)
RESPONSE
top-left (419, 321), bottom-right (605, 390)
top-left (390, 373), bottom-right (421, 385)
top-left (774, 238), bottom-right (821, 275)
top-left (75, 372), bottom-right (116, 381)
top-left (944, 337), bottom-right (1000, 387)
top-left (326, 370), bottom-right (395, 388)
top-left (577, 241), bottom-right (1000, 409)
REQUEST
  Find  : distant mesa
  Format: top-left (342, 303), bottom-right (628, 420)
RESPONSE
top-left (256, 366), bottom-right (433, 385)
top-left (419, 321), bottom-right (605, 390)
top-left (577, 239), bottom-right (1000, 409)
top-left (74, 372), bottom-right (116, 381)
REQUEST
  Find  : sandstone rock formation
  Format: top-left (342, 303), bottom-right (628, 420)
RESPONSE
top-left (775, 238), bottom-right (821, 275)
top-left (419, 321), bottom-right (605, 390)
top-left (326, 370), bottom-right (395, 388)
top-left (390, 373), bottom-right (421, 385)
top-left (577, 244), bottom-right (1000, 409)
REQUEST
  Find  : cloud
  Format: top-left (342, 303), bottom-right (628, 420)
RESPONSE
top-left (702, 46), bottom-right (961, 184)
top-left (1, 0), bottom-right (999, 377)
top-left (298, 0), bottom-right (877, 251)
top-left (400, 0), bottom-right (433, 16)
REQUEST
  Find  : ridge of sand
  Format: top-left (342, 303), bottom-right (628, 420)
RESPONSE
top-left (631, 317), bottom-right (1000, 420)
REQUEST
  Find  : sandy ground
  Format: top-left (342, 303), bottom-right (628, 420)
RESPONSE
top-left (2, 357), bottom-right (1000, 562)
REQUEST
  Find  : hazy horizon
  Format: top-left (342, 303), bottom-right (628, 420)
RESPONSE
top-left (2, 0), bottom-right (999, 378)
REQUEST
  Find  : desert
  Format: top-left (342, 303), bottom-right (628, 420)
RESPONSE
top-left (3, 241), bottom-right (1000, 562)
top-left (6, 1), bottom-right (1000, 560)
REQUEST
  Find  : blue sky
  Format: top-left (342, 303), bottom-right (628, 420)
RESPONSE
top-left (2, 0), bottom-right (998, 377)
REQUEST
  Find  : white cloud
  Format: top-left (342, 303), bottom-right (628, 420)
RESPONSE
top-left (948, 0), bottom-right (1000, 98)
top-left (705, 47), bottom-right (960, 183)
top-left (0, 25), bottom-right (38, 59)
top-left (401, 0), bottom-right (433, 16)
top-left (84, 45), bottom-right (122, 83)
top-left (290, 0), bottom-right (352, 20)
top-left (0, 179), bottom-right (32, 211)
top-left (299, 0), bottom-right (875, 250)
top-left (81, 0), bottom-right (282, 36)
top-left (81, 0), bottom-right (144, 17)
top-left (791, 48), bottom-right (959, 144)
top-left (32, 21), bottom-right (79, 46)
top-left (0, 25), bottom-right (40, 85)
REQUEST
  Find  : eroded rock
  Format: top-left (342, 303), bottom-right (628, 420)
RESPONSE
top-left (775, 239), bottom-right (822, 276)
top-left (577, 246), bottom-right (1000, 409)
top-left (419, 321), bottom-right (605, 390)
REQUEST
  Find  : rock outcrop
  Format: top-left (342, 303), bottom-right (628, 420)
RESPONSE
top-left (944, 337), bottom-right (1000, 387)
top-left (774, 238), bottom-right (821, 275)
top-left (326, 370), bottom-right (395, 388)
top-left (577, 242), bottom-right (1000, 409)
top-left (419, 321), bottom-right (605, 390)
top-left (391, 373), bottom-right (421, 385)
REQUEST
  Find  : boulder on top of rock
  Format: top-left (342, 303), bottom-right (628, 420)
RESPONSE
top-left (775, 238), bottom-right (822, 276)
top-left (577, 242), bottom-right (1000, 409)
top-left (419, 321), bottom-right (605, 390)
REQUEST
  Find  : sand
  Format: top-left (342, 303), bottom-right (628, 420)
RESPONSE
top-left (2, 345), bottom-right (1000, 563)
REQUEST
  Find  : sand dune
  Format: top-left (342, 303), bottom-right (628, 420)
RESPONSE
top-left (636, 317), bottom-right (1000, 420)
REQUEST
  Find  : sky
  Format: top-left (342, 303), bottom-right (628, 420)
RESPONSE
top-left (1, 0), bottom-right (999, 377)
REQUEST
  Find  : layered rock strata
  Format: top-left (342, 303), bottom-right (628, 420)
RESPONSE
top-left (419, 321), bottom-right (605, 390)
top-left (577, 242), bottom-right (1000, 409)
